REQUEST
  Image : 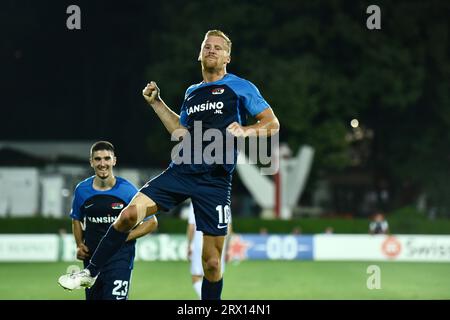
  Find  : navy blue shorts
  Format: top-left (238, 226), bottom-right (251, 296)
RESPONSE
top-left (139, 166), bottom-right (232, 236)
top-left (85, 268), bottom-right (132, 300)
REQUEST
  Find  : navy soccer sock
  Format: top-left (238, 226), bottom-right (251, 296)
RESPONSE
top-left (86, 225), bottom-right (129, 277)
top-left (201, 277), bottom-right (223, 300)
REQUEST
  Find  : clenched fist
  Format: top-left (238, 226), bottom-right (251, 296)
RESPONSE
top-left (142, 81), bottom-right (161, 105)
top-left (227, 122), bottom-right (248, 137)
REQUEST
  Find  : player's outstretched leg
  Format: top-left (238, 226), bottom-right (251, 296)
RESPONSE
top-left (201, 234), bottom-right (225, 300)
top-left (58, 193), bottom-right (157, 290)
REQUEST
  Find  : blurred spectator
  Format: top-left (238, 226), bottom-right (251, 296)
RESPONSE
top-left (291, 226), bottom-right (302, 235)
top-left (324, 226), bottom-right (334, 234)
top-left (369, 212), bottom-right (389, 234)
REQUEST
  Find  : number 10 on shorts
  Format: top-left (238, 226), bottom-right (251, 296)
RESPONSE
top-left (216, 205), bottom-right (231, 225)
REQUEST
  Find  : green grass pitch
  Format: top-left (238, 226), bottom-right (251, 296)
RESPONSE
top-left (0, 260), bottom-right (449, 299)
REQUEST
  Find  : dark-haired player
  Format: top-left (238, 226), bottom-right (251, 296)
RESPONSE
top-left (59, 141), bottom-right (157, 300)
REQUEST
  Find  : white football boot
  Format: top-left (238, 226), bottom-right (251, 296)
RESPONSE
top-left (58, 269), bottom-right (97, 291)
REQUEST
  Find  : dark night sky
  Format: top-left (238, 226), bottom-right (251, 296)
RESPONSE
top-left (2, 0), bottom-right (449, 171)
top-left (2, 1), bottom-right (169, 165)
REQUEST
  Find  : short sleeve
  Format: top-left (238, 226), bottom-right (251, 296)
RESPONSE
top-left (69, 187), bottom-right (84, 220)
top-left (239, 80), bottom-right (270, 116)
top-left (124, 182), bottom-right (139, 204)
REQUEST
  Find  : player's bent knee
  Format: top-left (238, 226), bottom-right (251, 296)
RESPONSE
top-left (133, 193), bottom-right (158, 222)
top-left (117, 206), bottom-right (138, 229)
top-left (135, 203), bottom-right (149, 223)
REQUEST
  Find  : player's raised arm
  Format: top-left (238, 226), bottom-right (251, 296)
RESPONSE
top-left (142, 81), bottom-right (187, 135)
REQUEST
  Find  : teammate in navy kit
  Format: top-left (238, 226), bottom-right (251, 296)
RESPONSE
top-left (62, 141), bottom-right (158, 300)
top-left (58, 30), bottom-right (279, 300)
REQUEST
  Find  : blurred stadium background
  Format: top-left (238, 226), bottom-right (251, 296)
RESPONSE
top-left (1, 0), bottom-right (450, 299)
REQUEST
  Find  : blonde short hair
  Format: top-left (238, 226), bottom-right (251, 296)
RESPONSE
top-left (203, 29), bottom-right (232, 54)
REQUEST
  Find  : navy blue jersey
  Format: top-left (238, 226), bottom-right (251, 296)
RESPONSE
top-left (172, 73), bottom-right (270, 174)
top-left (70, 176), bottom-right (138, 270)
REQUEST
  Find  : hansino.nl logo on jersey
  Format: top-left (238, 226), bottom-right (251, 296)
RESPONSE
top-left (186, 101), bottom-right (224, 115)
top-left (87, 216), bottom-right (118, 223)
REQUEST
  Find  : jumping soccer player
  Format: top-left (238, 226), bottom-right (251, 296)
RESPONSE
top-left (58, 30), bottom-right (279, 300)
